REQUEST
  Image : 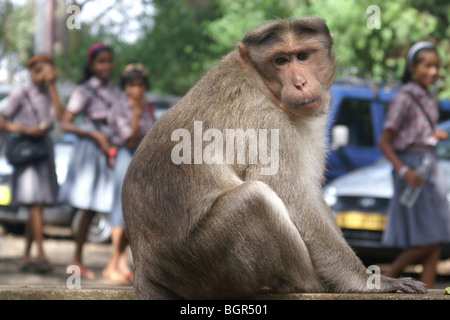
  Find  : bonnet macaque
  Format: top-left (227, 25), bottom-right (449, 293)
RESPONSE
top-left (122, 17), bottom-right (427, 299)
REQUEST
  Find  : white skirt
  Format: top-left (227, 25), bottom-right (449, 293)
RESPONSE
top-left (58, 122), bottom-right (114, 213)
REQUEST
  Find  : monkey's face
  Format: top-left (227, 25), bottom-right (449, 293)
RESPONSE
top-left (238, 18), bottom-right (335, 121)
top-left (263, 36), bottom-right (333, 119)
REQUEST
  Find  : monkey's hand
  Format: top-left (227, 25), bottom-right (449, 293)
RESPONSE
top-left (377, 276), bottom-right (428, 294)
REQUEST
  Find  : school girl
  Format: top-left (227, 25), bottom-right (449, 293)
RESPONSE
top-left (379, 41), bottom-right (450, 288)
top-left (102, 63), bottom-right (156, 284)
top-left (0, 55), bottom-right (63, 273)
top-left (58, 43), bottom-right (121, 279)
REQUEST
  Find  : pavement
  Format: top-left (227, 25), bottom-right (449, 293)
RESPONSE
top-left (1, 226), bottom-right (450, 301)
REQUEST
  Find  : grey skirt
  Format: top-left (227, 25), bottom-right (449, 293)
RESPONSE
top-left (110, 146), bottom-right (135, 228)
top-left (11, 134), bottom-right (58, 206)
top-left (382, 150), bottom-right (450, 248)
top-left (57, 122), bottom-right (114, 213)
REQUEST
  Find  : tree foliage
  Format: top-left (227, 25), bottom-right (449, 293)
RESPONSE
top-left (137, 0), bottom-right (450, 97)
top-left (1, 0), bottom-right (449, 98)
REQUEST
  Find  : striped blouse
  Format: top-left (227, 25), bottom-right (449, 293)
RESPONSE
top-left (66, 76), bottom-right (122, 120)
top-left (384, 81), bottom-right (439, 151)
top-left (2, 83), bottom-right (56, 127)
top-left (108, 93), bottom-right (156, 146)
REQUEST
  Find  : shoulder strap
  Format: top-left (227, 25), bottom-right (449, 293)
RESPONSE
top-left (22, 90), bottom-right (40, 118)
top-left (406, 91), bottom-right (435, 131)
top-left (84, 85), bottom-right (112, 109)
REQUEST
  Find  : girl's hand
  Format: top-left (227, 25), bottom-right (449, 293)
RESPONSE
top-left (435, 129), bottom-right (448, 141)
top-left (129, 96), bottom-right (146, 110)
top-left (23, 126), bottom-right (46, 137)
top-left (43, 64), bottom-right (57, 85)
top-left (403, 169), bottom-right (425, 189)
top-left (90, 130), bottom-right (111, 154)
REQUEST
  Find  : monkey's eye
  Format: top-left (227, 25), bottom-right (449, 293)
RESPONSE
top-left (297, 51), bottom-right (310, 61)
top-left (274, 57), bottom-right (289, 66)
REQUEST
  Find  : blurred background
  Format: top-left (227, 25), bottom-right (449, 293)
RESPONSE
top-left (0, 0), bottom-right (449, 98)
top-left (0, 0), bottom-right (450, 285)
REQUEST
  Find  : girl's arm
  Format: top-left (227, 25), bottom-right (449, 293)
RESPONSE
top-left (43, 64), bottom-right (64, 120)
top-left (379, 128), bottom-right (424, 189)
top-left (60, 110), bottom-right (110, 153)
top-left (124, 97), bottom-right (145, 149)
top-left (0, 116), bottom-right (46, 137)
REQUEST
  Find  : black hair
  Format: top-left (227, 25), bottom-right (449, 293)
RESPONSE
top-left (401, 47), bottom-right (438, 84)
top-left (78, 47), bottom-right (113, 84)
top-left (120, 66), bottom-right (151, 90)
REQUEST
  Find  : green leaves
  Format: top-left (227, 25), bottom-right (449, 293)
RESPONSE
top-left (2, 0), bottom-right (448, 98)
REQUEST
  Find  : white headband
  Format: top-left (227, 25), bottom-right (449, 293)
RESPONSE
top-left (407, 41), bottom-right (435, 65)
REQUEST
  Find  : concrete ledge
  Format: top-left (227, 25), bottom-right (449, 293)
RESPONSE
top-left (0, 285), bottom-right (135, 300)
top-left (1, 286), bottom-right (449, 300)
top-left (257, 289), bottom-right (450, 300)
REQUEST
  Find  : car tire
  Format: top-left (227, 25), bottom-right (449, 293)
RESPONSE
top-left (71, 210), bottom-right (112, 244)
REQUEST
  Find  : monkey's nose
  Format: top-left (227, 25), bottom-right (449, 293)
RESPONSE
top-left (291, 70), bottom-right (307, 89)
top-left (293, 76), bottom-right (307, 90)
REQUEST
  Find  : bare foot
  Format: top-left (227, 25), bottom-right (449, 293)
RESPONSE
top-left (102, 268), bottom-right (130, 285)
top-left (118, 259), bottom-right (134, 282)
top-left (19, 259), bottom-right (36, 273)
top-left (70, 262), bottom-right (96, 280)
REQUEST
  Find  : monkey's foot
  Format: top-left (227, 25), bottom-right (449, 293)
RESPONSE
top-left (387, 277), bottom-right (428, 294)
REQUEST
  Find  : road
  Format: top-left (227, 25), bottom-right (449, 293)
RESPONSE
top-left (1, 224), bottom-right (450, 297)
top-left (0, 225), bottom-right (133, 289)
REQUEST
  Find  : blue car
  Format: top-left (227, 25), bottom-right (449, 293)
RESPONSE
top-left (326, 79), bottom-right (450, 182)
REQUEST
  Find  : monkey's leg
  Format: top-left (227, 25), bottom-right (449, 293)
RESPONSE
top-left (176, 180), bottom-right (324, 299)
top-left (133, 267), bottom-right (184, 300)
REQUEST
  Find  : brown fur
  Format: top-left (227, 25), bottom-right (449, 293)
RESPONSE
top-left (122, 17), bottom-right (427, 299)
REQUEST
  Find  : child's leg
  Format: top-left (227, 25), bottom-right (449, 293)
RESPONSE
top-left (117, 228), bottom-right (133, 280)
top-left (103, 227), bottom-right (129, 284)
top-left (29, 204), bottom-right (46, 261)
top-left (383, 244), bottom-right (436, 278)
top-left (20, 213), bottom-right (34, 268)
top-left (420, 243), bottom-right (441, 289)
top-left (72, 210), bottom-right (96, 279)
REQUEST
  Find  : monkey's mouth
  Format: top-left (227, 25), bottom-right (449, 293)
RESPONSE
top-left (292, 97), bottom-right (322, 108)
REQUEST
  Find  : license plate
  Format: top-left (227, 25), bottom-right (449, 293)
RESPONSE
top-left (0, 185), bottom-right (11, 206)
top-left (336, 211), bottom-right (387, 231)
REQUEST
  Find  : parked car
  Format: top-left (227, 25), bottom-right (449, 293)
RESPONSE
top-left (0, 91), bottom-right (179, 242)
top-left (324, 120), bottom-right (450, 260)
top-left (326, 79), bottom-right (450, 182)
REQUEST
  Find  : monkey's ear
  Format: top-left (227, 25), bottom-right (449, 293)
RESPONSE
top-left (237, 43), bottom-right (252, 67)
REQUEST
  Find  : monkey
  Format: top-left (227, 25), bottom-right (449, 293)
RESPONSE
top-left (122, 17), bottom-right (428, 299)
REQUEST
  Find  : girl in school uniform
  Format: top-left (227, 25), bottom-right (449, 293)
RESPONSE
top-left (379, 41), bottom-right (450, 288)
top-left (59, 43), bottom-right (121, 279)
top-left (102, 63), bottom-right (156, 284)
top-left (0, 55), bottom-right (63, 273)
